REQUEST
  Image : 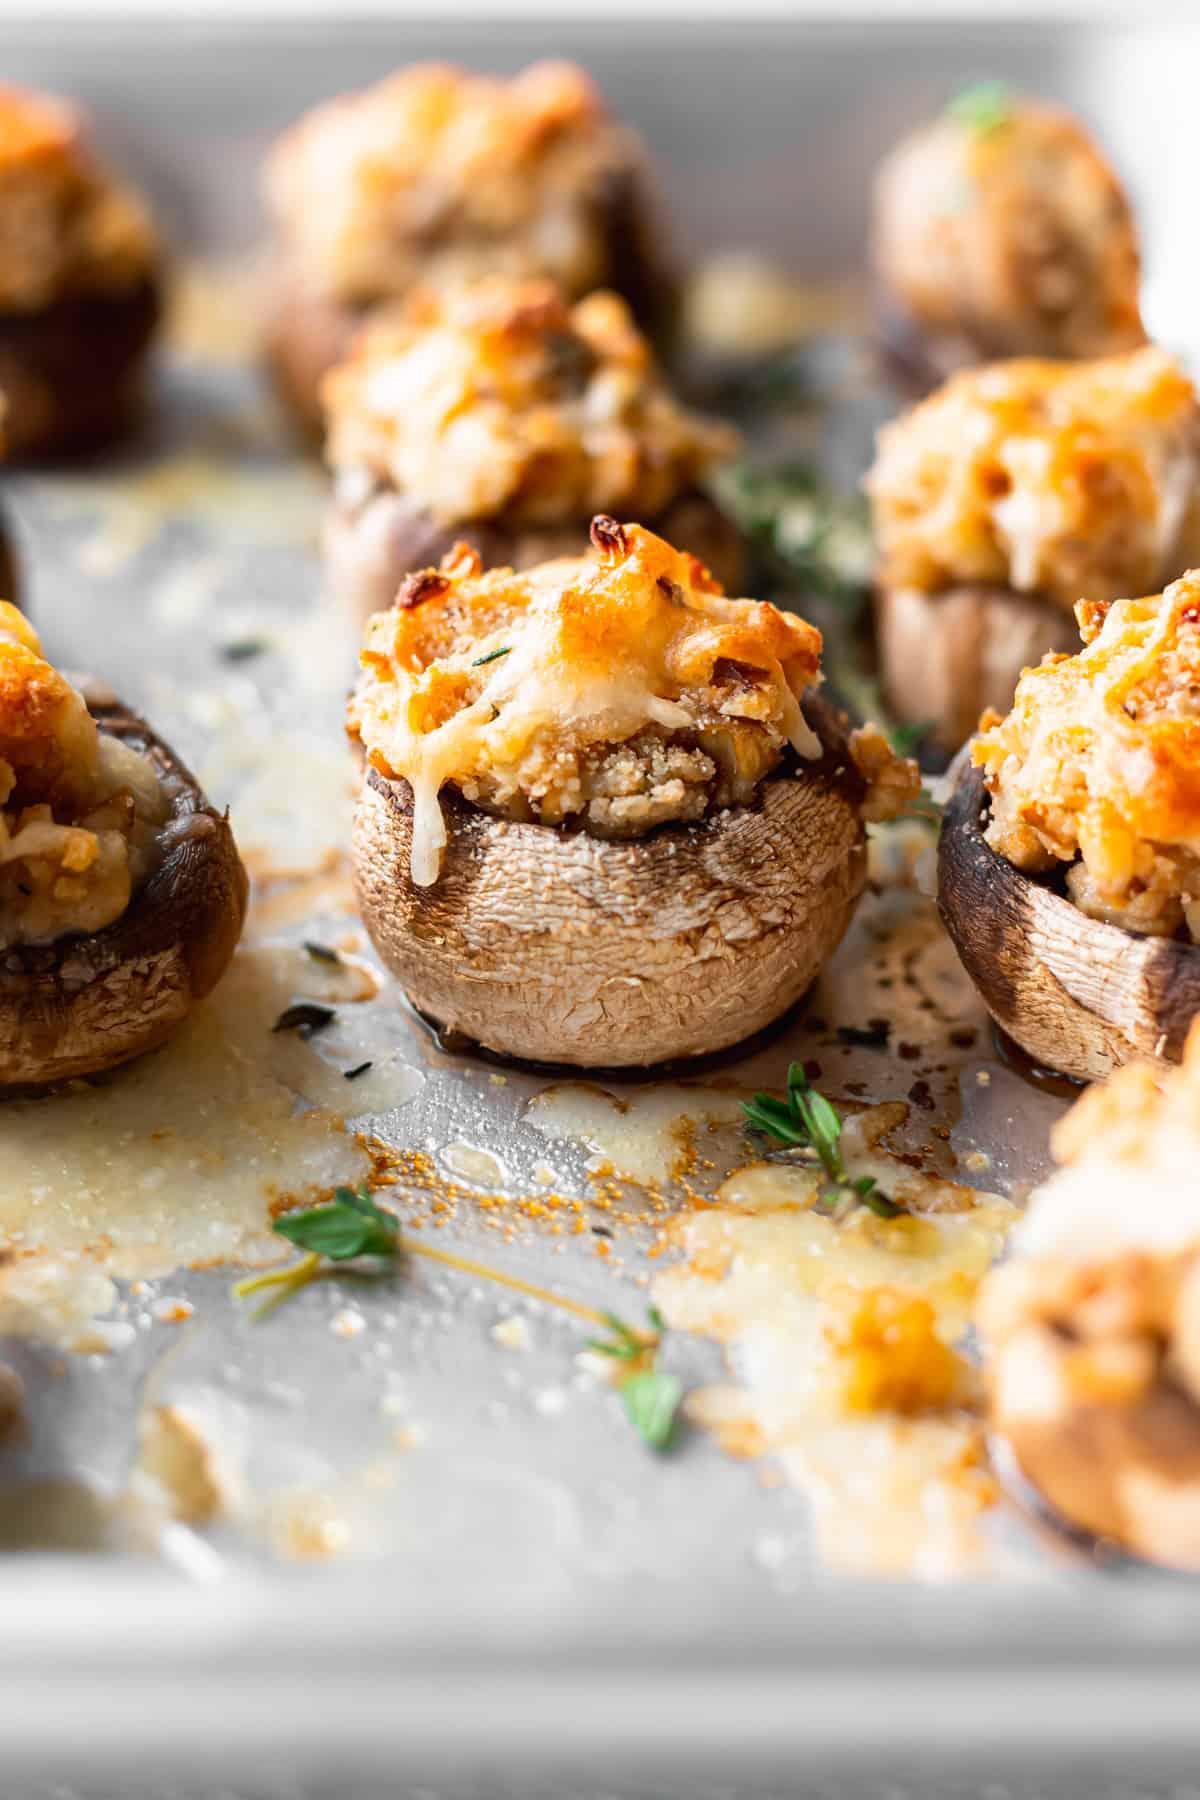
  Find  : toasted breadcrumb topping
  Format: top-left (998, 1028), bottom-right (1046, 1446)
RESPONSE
top-left (351, 520), bottom-right (918, 884)
top-left (323, 278), bottom-right (736, 529)
top-left (350, 520), bottom-right (829, 886)
top-left (868, 348), bottom-right (1200, 612)
top-left (266, 61), bottom-right (647, 306)
top-left (0, 85), bottom-right (159, 312)
top-left (0, 603), bottom-right (167, 947)
top-left (873, 96), bottom-right (1144, 361)
top-left (975, 571), bottom-right (1200, 939)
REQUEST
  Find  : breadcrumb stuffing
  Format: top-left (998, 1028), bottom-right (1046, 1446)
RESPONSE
top-left (0, 85), bottom-right (158, 311)
top-left (975, 571), bottom-right (1200, 940)
top-left (323, 277), bottom-right (736, 528)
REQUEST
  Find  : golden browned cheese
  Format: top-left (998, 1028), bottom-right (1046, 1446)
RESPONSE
top-left (349, 519), bottom-right (833, 886)
top-left (868, 347), bottom-right (1200, 611)
top-left (873, 95), bottom-right (1145, 361)
top-left (0, 85), bottom-right (159, 312)
top-left (0, 603), bottom-right (167, 947)
top-left (975, 571), bottom-right (1200, 939)
top-left (323, 278), bottom-right (737, 528)
top-left (265, 61), bottom-right (645, 306)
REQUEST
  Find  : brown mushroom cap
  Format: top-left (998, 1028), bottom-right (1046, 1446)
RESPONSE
top-left (353, 696), bottom-right (867, 1069)
top-left (0, 274), bottom-right (161, 460)
top-left (992, 1326), bottom-right (1200, 1570)
top-left (0, 685), bottom-right (248, 1093)
top-left (324, 486), bottom-right (745, 635)
top-left (875, 583), bottom-right (1079, 756)
top-left (938, 760), bottom-right (1200, 1082)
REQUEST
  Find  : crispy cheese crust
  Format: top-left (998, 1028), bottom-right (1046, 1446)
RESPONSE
top-left (0, 85), bottom-right (159, 313)
top-left (349, 517), bottom-right (915, 886)
top-left (873, 95), bottom-right (1144, 362)
top-left (323, 277), bottom-right (736, 529)
top-left (979, 1022), bottom-right (1200, 1564)
top-left (868, 348), bottom-right (1200, 612)
top-left (0, 603), bottom-right (166, 947)
top-left (265, 61), bottom-right (648, 308)
top-left (975, 572), bottom-right (1200, 939)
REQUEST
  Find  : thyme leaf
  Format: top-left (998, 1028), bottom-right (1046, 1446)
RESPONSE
top-left (743, 1063), bottom-right (906, 1219)
top-left (586, 1306), bottom-right (682, 1451)
top-left (472, 646), bottom-right (511, 668)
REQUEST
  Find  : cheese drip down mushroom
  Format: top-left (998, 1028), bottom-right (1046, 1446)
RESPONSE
top-left (348, 517), bottom-right (918, 1068)
top-left (350, 518), bottom-right (824, 889)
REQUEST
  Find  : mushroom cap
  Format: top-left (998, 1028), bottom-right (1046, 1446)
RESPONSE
top-left (323, 486), bottom-right (745, 636)
top-left (875, 583), bottom-right (1080, 756)
top-left (938, 760), bottom-right (1200, 1082)
top-left (353, 696), bottom-right (867, 1069)
top-left (0, 274), bottom-right (161, 460)
top-left (0, 685), bottom-right (248, 1093)
top-left (992, 1328), bottom-right (1200, 1570)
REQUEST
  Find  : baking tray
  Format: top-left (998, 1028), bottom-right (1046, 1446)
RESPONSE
top-left (2, 13), bottom-right (1200, 1792)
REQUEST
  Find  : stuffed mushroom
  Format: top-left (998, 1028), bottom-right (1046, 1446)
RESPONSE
top-left (0, 604), bottom-right (247, 1091)
top-left (263, 60), bottom-right (677, 439)
top-left (867, 346), bottom-right (1200, 752)
top-left (939, 570), bottom-right (1200, 1082)
top-left (322, 276), bottom-right (742, 630)
top-left (348, 516), bottom-right (917, 1068)
top-left (872, 86), bottom-right (1145, 391)
top-left (0, 85), bottom-right (163, 459)
top-left (980, 1027), bottom-right (1200, 1569)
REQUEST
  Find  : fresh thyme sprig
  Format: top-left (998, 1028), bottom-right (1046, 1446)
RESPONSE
top-left (718, 460), bottom-right (872, 619)
top-left (233, 1191), bottom-right (685, 1451)
top-left (472, 645), bottom-right (511, 668)
top-left (586, 1305), bottom-right (681, 1450)
top-left (743, 1063), bottom-right (904, 1220)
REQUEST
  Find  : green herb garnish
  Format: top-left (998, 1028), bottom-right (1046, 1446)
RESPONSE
top-left (946, 81), bottom-right (1012, 136)
top-left (472, 646), bottom-right (511, 668)
top-left (220, 638), bottom-right (267, 663)
top-left (743, 1063), bottom-right (904, 1220)
top-left (889, 720), bottom-right (932, 757)
top-left (275, 1183), bottom-right (398, 1259)
top-left (233, 1195), bottom-right (687, 1451)
top-left (303, 940), bottom-right (341, 965)
top-left (587, 1305), bottom-right (681, 1450)
top-left (232, 1184), bottom-right (399, 1313)
top-left (343, 1060), bottom-right (374, 1081)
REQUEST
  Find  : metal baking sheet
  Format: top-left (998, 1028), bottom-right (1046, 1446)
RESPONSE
top-left (2, 14), bottom-right (1200, 1789)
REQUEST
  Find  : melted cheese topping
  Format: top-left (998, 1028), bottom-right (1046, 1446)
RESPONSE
top-left (323, 278), bottom-right (737, 528)
top-left (975, 571), bottom-right (1200, 939)
top-left (348, 521), bottom-right (824, 885)
top-left (873, 95), bottom-right (1144, 360)
top-left (0, 84), bottom-right (158, 311)
top-left (868, 348), bottom-right (1200, 610)
top-left (265, 61), bottom-right (643, 305)
top-left (0, 603), bottom-right (167, 946)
